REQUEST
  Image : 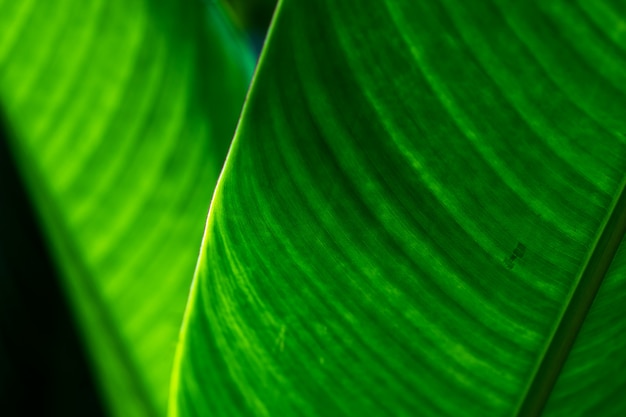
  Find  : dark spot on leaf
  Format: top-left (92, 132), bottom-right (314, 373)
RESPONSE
top-left (504, 242), bottom-right (526, 269)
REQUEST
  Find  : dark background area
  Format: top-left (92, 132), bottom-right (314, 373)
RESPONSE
top-left (0, 112), bottom-right (105, 417)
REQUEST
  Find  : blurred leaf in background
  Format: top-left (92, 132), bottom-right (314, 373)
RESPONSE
top-left (0, 0), bottom-right (255, 415)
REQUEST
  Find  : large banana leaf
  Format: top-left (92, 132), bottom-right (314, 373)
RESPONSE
top-left (171, 0), bottom-right (626, 416)
top-left (0, 1), bottom-right (253, 416)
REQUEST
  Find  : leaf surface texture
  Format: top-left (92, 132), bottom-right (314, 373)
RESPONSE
top-left (0, 1), bottom-right (253, 415)
top-left (172, 0), bottom-right (626, 416)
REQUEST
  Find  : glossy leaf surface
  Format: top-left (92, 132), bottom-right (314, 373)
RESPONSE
top-left (0, 1), bottom-right (253, 416)
top-left (172, 0), bottom-right (626, 415)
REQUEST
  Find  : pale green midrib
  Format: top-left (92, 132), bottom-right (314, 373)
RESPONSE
top-left (3, 133), bottom-right (160, 417)
top-left (515, 175), bottom-right (626, 417)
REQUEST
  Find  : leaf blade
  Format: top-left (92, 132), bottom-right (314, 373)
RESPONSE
top-left (0, 1), bottom-right (253, 415)
top-left (172, 0), bottom-right (626, 416)
top-left (544, 239), bottom-right (626, 416)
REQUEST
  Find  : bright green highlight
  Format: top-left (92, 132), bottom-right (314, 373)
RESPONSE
top-left (171, 0), bottom-right (626, 416)
top-left (0, 1), bottom-right (253, 416)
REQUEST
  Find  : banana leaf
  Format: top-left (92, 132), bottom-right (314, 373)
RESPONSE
top-left (0, 1), bottom-right (253, 416)
top-left (171, 0), bottom-right (626, 415)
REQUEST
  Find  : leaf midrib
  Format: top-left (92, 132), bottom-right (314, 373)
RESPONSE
top-left (515, 175), bottom-right (626, 417)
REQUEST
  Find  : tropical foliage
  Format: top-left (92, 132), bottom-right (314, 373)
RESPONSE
top-left (1, 0), bottom-right (625, 416)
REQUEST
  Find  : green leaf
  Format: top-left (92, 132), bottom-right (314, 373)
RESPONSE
top-left (0, 1), bottom-right (253, 416)
top-left (543, 242), bottom-right (626, 416)
top-left (171, 0), bottom-right (626, 415)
